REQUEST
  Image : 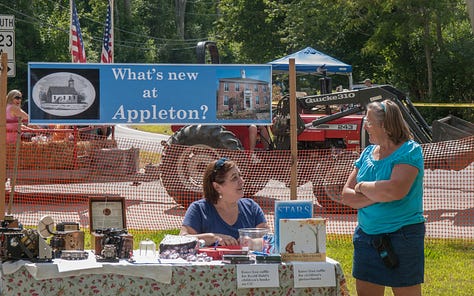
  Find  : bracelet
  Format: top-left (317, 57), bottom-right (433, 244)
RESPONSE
top-left (355, 182), bottom-right (364, 194)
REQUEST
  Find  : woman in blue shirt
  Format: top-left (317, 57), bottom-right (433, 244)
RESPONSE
top-left (340, 100), bottom-right (425, 296)
top-left (180, 158), bottom-right (268, 246)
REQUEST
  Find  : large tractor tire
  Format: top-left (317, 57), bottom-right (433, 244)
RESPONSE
top-left (313, 151), bottom-right (358, 214)
top-left (160, 125), bottom-right (243, 208)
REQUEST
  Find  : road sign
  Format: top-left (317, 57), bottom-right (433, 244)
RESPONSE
top-left (0, 15), bottom-right (15, 77)
top-left (7, 61), bottom-right (15, 76)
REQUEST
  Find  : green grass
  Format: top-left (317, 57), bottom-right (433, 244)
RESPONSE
top-left (326, 235), bottom-right (474, 296)
top-left (128, 125), bottom-right (171, 167)
top-left (130, 125), bottom-right (173, 135)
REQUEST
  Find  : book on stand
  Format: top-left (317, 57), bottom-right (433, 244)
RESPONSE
top-left (279, 218), bottom-right (326, 262)
top-left (274, 200), bottom-right (313, 252)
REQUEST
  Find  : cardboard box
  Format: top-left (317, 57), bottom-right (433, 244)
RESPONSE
top-left (279, 218), bottom-right (326, 262)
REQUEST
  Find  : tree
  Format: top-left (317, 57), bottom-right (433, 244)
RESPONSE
top-left (2, 0), bottom-right (471, 123)
top-left (216, 0), bottom-right (287, 63)
top-left (175, 0), bottom-right (186, 39)
top-left (467, 0), bottom-right (474, 32)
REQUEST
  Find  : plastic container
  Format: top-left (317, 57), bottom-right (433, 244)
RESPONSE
top-left (139, 239), bottom-right (156, 257)
top-left (238, 228), bottom-right (269, 252)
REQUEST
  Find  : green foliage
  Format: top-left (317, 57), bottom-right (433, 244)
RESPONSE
top-left (2, 0), bottom-right (472, 121)
top-left (216, 0), bottom-right (287, 63)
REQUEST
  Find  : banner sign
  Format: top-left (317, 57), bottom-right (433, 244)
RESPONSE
top-left (28, 63), bottom-right (272, 125)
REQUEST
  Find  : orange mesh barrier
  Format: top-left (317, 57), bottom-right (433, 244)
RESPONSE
top-left (3, 130), bottom-right (473, 242)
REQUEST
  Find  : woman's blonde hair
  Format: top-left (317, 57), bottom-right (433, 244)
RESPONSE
top-left (6, 89), bottom-right (22, 104)
top-left (367, 99), bottom-right (413, 144)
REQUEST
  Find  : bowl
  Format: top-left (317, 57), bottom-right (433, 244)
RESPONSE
top-left (238, 228), bottom-right (269, 251)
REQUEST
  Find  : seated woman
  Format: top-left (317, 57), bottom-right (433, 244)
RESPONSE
top-left (180, 158), bottom-right (268, 246)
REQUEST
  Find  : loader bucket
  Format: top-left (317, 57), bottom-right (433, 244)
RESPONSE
top-left (432, 115), bottom-right (474, 142)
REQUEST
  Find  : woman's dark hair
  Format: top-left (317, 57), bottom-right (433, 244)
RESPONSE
top-left (202, 157), bottom-right (236, 204)
top-left (367, 99), bottom-right (413, 144)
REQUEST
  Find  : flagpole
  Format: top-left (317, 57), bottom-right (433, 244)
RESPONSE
top-left (111, 0), bottom-right (114, 63)
top-left (70, 0), bottom-right (73, 63)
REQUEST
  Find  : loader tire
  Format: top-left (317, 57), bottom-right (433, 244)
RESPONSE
top-left (168, 125), bottom-right (243, 150)
top-left (161, 125), bottom-right (243, 208)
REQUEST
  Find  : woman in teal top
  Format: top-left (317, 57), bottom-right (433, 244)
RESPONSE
top-left (340, 99), bottom-right (425, 296)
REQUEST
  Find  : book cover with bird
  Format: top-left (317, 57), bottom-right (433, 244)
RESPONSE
top-left (279, 218), bottom-right (326, 261)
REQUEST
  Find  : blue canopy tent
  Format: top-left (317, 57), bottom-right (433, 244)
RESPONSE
top-left (268, 46), bottom-right (353, 89)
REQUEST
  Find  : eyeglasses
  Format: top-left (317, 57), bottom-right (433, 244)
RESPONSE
top-left (14, 96), bottom-right (22, 100)
top-left (213, 157), bottom-right (228, 173)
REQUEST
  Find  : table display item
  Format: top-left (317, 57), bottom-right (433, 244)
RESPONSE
top-left (89, 196), bottom-right (126, 231)
top-left (93, 228), bottom-right (133, 260)
top-left (139, 239), bottom-right (157, 257)
top-left (0, 215), bottom-right (53, 262)
top-left (96, 244), bottom-right (120, 262)
top-left (0, 228), bottom-right (42, 262)
top-left (221, 254), bottom-right (254, 264)
top-left (197, 245), bottom-right (247, 260)
top-left (60, 250), bottom-right (89, 260)
top-left (279, 218), bottom-right (326, 262)
top-left (255, 254), bottom-right (282, 264)
top-left (274, 200), bottom-right (313, 252)
top-left (159, 235), bottom-right (199, 259)
top-left (89, 196), bottom-right (133, 260)
top-left (38, 215), bottom-right (83, 259)
top-left (238, 228), bottom-right (269, 252)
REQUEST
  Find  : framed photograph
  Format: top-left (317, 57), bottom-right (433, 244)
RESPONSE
top-left (89, 195), bottom-right (126, 232)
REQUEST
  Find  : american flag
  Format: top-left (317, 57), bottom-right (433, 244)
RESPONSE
top-left (70, 0), bottom-right (86, 63)
top-left (101, 0), bottom-right (113, 63)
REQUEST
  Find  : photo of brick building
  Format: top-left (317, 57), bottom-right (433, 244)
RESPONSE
top-left (216, 70), bottom-right (271, 120)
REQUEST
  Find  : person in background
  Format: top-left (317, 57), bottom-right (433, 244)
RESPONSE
top-left (248, 125), bottom-right (271, 152)
top-left (50, 125), bottom-right (74, 141)
top-left (364, 78), bottom-right (373, 87)
top-left (5, 90), bottom-right (36, 143)
top-left (96, 125), bottom-right (112, 139)
top-left (337, 99), bottom-right (425, 296)
top-left (180, 158), bottom-right (268, 246)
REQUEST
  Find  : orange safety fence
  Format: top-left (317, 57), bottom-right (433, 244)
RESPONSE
top-left (3, 129), bottom-right (474, 242)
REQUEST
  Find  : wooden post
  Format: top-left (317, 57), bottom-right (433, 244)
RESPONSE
top-left (0, 53), bottom-right (8, 220)
top-left (289, 59), bottom-right (297, 200)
